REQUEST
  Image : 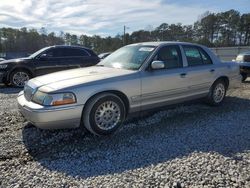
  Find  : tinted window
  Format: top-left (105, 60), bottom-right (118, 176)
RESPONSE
top-left (45, 48), bottom-right (62, 57)
top-left (43, 48), bottom-right (89, 57)
top-left (29, 47), bottom-right (50, 58)
top-left (61, 48), bottom-right (89, 57)
top-left (155, 45), bottom-right (182, 69)
top-left (183, 46), bottom-right (212, 66)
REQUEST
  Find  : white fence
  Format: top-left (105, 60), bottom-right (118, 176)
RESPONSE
top-left (210, 46), bottom-right (250, 61)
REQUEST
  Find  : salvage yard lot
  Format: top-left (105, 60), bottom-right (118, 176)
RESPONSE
top-left (0, 83), bottom-right (249, 187)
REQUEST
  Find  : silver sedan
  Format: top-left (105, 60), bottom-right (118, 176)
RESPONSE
top-left (18, 42), bottom-right (241, 135)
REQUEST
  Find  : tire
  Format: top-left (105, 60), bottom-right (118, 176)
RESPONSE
top-left (206, 80), bottom-right (227, 106)
top-left (83, 93), bottom-right (126, 136)
top-left (241, 73), bottom-right (247, 82)
top-left (10, 69), bottom-right (31, 87)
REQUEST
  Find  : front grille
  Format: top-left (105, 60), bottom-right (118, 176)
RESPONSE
top-left (24, 85), bottom-right (34, 101)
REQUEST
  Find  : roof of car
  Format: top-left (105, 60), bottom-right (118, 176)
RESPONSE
top-left (50, 45), bottom-right (91, 50)
top-left (46, 45), bottom-right (98, 56)
top-left (127, 41), bottom-right (201, 47)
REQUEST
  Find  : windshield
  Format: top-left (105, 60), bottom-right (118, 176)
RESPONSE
top-left (99, 45), bottom-right (156, 70)
top-left (29, 47), bottom-right (50, 59)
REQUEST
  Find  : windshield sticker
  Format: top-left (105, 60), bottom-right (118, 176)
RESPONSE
top-left (112, 63), bottom-right (122, 69)
top-left (139, 47), bottom-right (154, 52)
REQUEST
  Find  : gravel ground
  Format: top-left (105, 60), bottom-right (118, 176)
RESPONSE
top-left (0, 82), bottom-right (249, 188)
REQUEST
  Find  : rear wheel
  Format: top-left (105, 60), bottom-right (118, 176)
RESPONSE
top-left (83, 93), bottom-right (126, 136)
top-left (10, 70), bottom-right (31, 87)
top-left (206, 80), bottom-right (227, 106)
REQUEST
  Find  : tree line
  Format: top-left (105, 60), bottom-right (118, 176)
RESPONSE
top-left (0, 9), bottom-right (249, 55)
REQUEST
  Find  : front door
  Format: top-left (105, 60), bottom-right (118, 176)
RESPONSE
top-left (34, 48), bottom-right (64, 76)
top-left (140, 45), bottom-right (189, 110)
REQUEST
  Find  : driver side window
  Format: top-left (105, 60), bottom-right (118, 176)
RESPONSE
top-left (155, 45), bottom-right (183, 69)
top-left (42, 48), bottom-right (62, 58)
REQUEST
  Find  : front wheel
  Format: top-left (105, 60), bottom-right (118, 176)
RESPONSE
top-left (206, 80), bottom-right (227, 106)
top-left (83, 93), bottom-right (126, 136)
top-left (10, 70), bottom-right (31, 87)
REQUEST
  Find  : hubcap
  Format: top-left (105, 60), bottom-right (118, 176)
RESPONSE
top-left (95, 101), bottom-right (121, 130)
top-left (13, 72), bottom-right (29, 87)
top-left (213, 83), bottom-right (225, 103)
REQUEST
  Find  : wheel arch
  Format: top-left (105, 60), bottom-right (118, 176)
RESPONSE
top-left (214, 76), bottom-right (229, 89)
top-left (7, 66), bottom-right (34, 82)
top-left (84, 90), bottom-right (130, 116)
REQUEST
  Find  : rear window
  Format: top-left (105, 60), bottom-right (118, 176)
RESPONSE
top-left (86, 48), bottom-right (98, 57)
top-left (183, 45), bottom-right (212, 66)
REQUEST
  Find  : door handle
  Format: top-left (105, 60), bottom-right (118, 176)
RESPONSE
top-left (210, 69), bottom-right (215, 72)
top-left (180, 73), bottom-right (187, 78)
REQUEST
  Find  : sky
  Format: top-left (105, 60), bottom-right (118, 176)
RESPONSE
top-left (0, 0), bottom-right (249, 37)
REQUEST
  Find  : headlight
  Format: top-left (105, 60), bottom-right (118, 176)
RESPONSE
top-left (0, 64), bottom-right (8, 69)
top-left (32, 91), bottom-right (76, 106)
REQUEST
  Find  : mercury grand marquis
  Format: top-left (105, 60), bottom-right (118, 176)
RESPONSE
top-left (17, 42), bottom-right (241, 135)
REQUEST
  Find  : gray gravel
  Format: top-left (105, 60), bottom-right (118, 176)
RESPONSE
top-left (0, 83), bottom-right (249, 188)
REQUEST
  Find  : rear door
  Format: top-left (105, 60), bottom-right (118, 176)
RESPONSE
top-left (34, 48), bottom-right (64, 76)
top-left (181, 45), bottom-right (216, 96)
top-left (140, 45), bottom-right (189, 109)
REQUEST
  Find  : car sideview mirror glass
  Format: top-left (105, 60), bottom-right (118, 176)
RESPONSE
top-left (151, 60), bottom-right (165, 70)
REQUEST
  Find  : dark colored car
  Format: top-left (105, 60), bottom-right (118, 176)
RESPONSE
top-left (0, 45), bottom-right (100, 87)
top-left (235, 52), bottom-right (250, 81)
top-left (98, 52), bottom-right (111, 60)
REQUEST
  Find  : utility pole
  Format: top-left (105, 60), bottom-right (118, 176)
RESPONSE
top-left (123, 25), bottom-right (126, 45)
top-left (161, 29), bottom-right (164, 41)
top-left (123, 25), bottom-right (129, 46)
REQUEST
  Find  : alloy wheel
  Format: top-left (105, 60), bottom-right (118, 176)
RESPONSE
top-left (213, 83), bottom-right (225, 103)
top-left (12, 71), bottom-right (29, 87)
top-left (94, 101), bottom-right (121, 131)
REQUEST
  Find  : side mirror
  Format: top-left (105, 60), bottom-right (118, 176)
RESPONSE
top-left (151, 60), bottom-right (165, 70)
top-left (39, 53), bottom-right (48, 60)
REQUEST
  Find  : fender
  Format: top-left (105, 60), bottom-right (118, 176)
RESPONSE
top-left (6, 65), bottom-right (35, 82)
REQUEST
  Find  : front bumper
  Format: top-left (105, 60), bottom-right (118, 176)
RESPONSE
top-left (0, 71), bottom-right (7, 83)
top-left (17, 92), bottom-right (84, 129)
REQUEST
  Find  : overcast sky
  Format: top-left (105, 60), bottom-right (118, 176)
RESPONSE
top-left (0, 0), bottom-right (249, 36)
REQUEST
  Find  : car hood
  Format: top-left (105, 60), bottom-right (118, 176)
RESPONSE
top-left (29, 66), bottom-right (137, 92)
top-left (0, 57), bottom-right (31, 64)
